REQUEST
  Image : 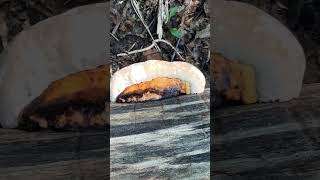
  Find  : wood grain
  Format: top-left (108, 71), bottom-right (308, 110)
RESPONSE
top-left (110, 89), bottom-right (210, 179)
top-left (4, 82), bottom-right (319, 179)
top-left (212, 83), bottom-right (320, 179)
top-left (0, 129), bottom-right (108, 180)
top-left (0, 89), bottom-right (210, 180)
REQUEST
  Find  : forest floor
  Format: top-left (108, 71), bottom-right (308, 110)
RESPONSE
top-left (0, 0), bottom-right (318, 85)
top-left (110, 0), bottom-right (210, 85)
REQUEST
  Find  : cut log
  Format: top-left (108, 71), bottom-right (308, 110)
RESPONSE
top-left (0, 130), bottom-right (108, 180)
top-left (110, 89), bottom-right (210, 179)
top-left (212, 83), bottom-right (320, 179)
top-left (0, 90), bottom-right (210, 179)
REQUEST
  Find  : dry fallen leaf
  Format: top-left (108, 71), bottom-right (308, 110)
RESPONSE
top-left (143, 48), bottom-right (162, 60)
top-left (195, 24), bottom-right (210, 39)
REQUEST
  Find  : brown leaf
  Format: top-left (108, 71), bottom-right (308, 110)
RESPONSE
top-left (142, 48), bottom-right (162, 61)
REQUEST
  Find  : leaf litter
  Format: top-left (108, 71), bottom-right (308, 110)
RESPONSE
top-left (110, 0), bottom-right (210, 87)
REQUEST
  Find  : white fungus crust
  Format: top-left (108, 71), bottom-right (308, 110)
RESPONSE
top-left (110, 60), bottom-right (206, 102)
top-left (212, 0), bottom-right (305, 102)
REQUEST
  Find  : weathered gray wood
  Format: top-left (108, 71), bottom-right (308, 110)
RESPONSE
top-left (212, 83), bottom-right (320, 179)
top-left (0, 89), bottom-right (210, 179)
top-left (0, 158), bottom-right (108, 180)
top-left (0, 130), bottom-right (108, 180)
top-left (110, 89), bottom-right (210, 179)
top-left (4, 81), bottom-right (319, 179)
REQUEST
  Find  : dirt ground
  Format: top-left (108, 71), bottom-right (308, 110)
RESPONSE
top-left (110, 0), bottom-right (210, 86)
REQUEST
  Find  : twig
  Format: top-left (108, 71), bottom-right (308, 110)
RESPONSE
top-left (141, 17), bottom-right (156, 35)
top-left (110, 8), bottom-right (120, 34)
top-left (170, 38), bottom-right (181, 61)
top-left (117, 43), bottom-right (154, 56)
top-left (131, 0), bottom-right (161, 52)
top-left (276, 0), bottom-right (288, 9)
top-left (165, 0), bottom-right (169, 23)
top-left (156, 0), bottom-right (169, 39)
top-left (63, 0), bottom-right (73, 6)
top-left (128, 42), bottom-right (137, 51)
top-left (117, 39), bottom-right (184, 60)
top-left (185, 43), bottom-right (197, 61)
top-left (110, 33), bottom-right (119, 41)
top-left (112, 1), bottom-right (130, 35)
top-left (153, 39), bottom-right (184, 60)
top-left (157, 0), bottom-right (164, 39)
top-left (185, 44), bottom-right (193, 54)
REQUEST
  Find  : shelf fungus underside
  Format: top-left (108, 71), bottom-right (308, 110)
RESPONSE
top-left (116, 77), bottom-right (191, 103)
top-left (110, 60), bottom-right (206, 103)
top-left (18, 65), bottom-right (109, 131)
top-left (212, 53), bottom-right (257, 106)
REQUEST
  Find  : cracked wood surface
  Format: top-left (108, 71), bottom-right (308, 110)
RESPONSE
top-left (110, 88), bottom-right (210, 179)
top-left (213, 83), bottom-right (320, 180)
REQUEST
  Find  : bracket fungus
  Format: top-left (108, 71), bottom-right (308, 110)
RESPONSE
top-left (110, 60), bottom-right (206, 103)
top-left (212, 53), bottom-right (257, 105)
top-left (18, 65), bottom-right (109, 130)
top-left (0, 3), bottom-right (108, 130)
top-left (212, 0), bottom-right (306, 102)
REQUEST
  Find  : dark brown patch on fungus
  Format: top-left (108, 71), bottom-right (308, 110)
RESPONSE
top-left (116, 77), bottom-right (191, 103)
top-left (212, 53), bottom-right (257, 106)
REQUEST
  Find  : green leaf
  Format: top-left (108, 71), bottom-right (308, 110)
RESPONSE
top-left (169, 7), bottom-right (178, 19)
top-left (170, 28), bottom-right (182, 38)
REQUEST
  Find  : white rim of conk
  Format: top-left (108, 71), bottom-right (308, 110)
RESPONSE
top-left (212, 1), bottom-right (305, 102)
top-left (110, 60), bottom-right (206, 102)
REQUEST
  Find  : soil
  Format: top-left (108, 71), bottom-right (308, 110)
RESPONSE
top-left (110, 0), bottom-right (210, 86)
